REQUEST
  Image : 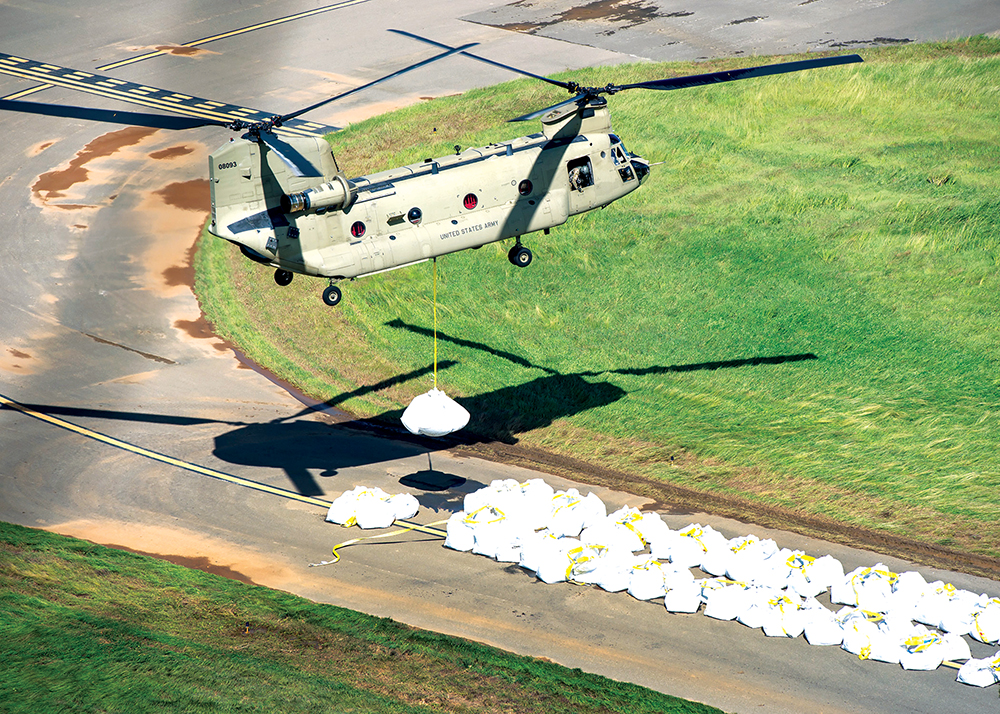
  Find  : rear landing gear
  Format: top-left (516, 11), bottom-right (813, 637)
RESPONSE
top-left (322, 283), bottom-right (342, 307)
top-left (508, 240), bottom-right (533, 268)
top-left (274, 269), bottom-right (293, 286)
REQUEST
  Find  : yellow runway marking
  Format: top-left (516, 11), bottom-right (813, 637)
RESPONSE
top-left (0, 393), bottom-right (329, 508)
top-left (0, 392), bottom-right (447, 541)
top-left (0, 55), bottom-right (332, 137)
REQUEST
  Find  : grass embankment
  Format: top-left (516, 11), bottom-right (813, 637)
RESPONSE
top-left (0, 522), bottom-right (718, 713)
top-left (196, 39), bottom-right (1000, 558)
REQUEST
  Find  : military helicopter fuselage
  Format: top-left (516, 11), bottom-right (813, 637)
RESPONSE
top-left (0, 29), bottom-right (861, 308)
top-left (208, 97), bottom-right (648, 305)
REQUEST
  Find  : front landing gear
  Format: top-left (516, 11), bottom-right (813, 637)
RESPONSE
top-left (508, 239), bottom-right (533, 268)
top-left (322, 283), bottom-right (342, 307)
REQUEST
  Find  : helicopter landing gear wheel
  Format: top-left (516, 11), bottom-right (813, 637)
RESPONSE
top-left (322, 284), bottom-right (342, 307)
top-left (274, 269), bottom-right (293, 286)
top-left (508, 244), bottom-right (533, 268)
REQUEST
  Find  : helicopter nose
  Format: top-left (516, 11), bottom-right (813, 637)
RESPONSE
top-left (632, 156), bottom-right (650, 184)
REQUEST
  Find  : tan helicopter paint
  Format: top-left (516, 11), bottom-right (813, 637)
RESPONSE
top-left (207, 98), bottom-right (648, 293)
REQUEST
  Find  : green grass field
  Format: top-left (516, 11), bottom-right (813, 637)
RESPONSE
top-left (0, 522), bottom-right (718, 713)
top-left (196, 39), bottom-right (1000, 558)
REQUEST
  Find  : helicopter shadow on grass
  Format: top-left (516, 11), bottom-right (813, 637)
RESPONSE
top-left (210, 369), bottom-right (627, 498)
top-left (213, 322), bottom-right (818, 498)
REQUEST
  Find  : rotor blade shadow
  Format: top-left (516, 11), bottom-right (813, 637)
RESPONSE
top-left (581, 353), bottom-right (819, 376)
top-left (0, 402), bottom-right (242, 426)
top-left (385, 319), bottom-right (557, 375)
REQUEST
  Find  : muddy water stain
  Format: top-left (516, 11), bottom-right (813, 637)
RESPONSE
top-left (32, 126), bottom-right (159, 200)
top-left (8, 349), bottom-right (32, 360)
top-left (155, 178), bottom-right (211, 212)
top-left (163, 241), bottom-right (198, 288)
top-left (150, 145), bottom-right (195, 160)
top-left (498, 0), bottom-right (667, 32)
top-left (154, 44), bottom-right (211, 57)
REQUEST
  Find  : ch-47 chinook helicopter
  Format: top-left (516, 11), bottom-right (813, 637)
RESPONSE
top-left (0, 31), bottom-right (861, 306)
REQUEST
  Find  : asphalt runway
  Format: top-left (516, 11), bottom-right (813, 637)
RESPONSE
top-left (1, 2), bottom-right (998, 712)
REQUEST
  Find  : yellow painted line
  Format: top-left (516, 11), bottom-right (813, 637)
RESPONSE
top-left (96, 0), bottom-right (372, 71)
top-left (0, 61), bottom-right (325, 137)
top-left (170, 93), bottom-right (192, 99)
top-left (0, 393), bottom-right (330, 509)
top-left (2, 84), bottom-right (52, 100)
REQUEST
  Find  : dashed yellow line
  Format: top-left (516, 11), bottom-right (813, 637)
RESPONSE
top-left (0, 393), bottom-right (330, 508)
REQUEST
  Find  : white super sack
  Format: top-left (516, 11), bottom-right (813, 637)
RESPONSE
top-left (402, 388), bottom-right (470, 437)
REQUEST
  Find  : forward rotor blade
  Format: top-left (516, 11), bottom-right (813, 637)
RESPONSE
top-left (388, 29), bottom-right (576, 92)
top-left (256, 130), bottom-right (323, 177)
top-left (509, 92), bottom-right (588, 122)
top-left (616, 54), bottom-right (863, 93)
top-left (0, 98), bottom-right (227, 130)
top-left (280, 41), bottom-right (480, 123)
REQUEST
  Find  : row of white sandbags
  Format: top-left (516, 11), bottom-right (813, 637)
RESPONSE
top-left (443, 479), bottom-right (1000, 684)
top-left (325, 486), bottom-right (419, 529)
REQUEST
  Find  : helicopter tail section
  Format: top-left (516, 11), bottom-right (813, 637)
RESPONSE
top-left (208, 135), bottom-right (342, 268)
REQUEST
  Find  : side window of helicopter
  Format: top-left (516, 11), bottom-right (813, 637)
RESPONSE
top-left (567, 156), bottom-right (594, 192)
top-left (609, 134), bottom-right (634, 182)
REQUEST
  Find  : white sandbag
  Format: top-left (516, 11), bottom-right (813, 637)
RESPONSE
top-left (355, 496), bottom-right (397, 529)
top-left (535, 538), bottom-right (581, 584)
top-left (737, 587), bottom-right (782, 630)
top-left (970, 597), bottom-right (1000, 644)
top-left (897, 629), bottom-right (946, 671)
top-left (591, 551), bottom-right (639, 592)
top-left (663, 579), bottom-right (702, 613)
top-left (956, 650), bottom-right (1000, 688)
top-left (761, 593), bottom-right (808, 638)
top-left (703, 581), bottom-right (755, 622)
top-left (548, 489), bottom-right (607, 537)
top-left (726, 538), bottom-right (779, 584)
top-left (831, 564), bottom-right (897, 612)
top-left (803, 605), bottom-right (844, 646)
top-left (444, 511), bottom-right (475, 551)
top-left (627, 559), bottom-right (671, 601)
top-left (885, 571), bottom-right (929, 620)
top-left (786, 554), bottom-right (844, 599)
top-left (518, 530), bottom-right (559, 572)
top-left (401, 388), bottom-right (470, 437)
top-left (839, 608), bottom-right (917, 664)
top-left (664, 524), bottom-right (725, 569)
top-left (913, 581), bottom-right (981, 633)
top-left (702, 535), bottom-right (758, 577)
top-left (387, 493), bottom-right (419, 520)
top-left (326, 486), bottom-right (411, 529)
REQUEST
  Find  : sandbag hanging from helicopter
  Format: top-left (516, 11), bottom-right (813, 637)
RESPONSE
top-left (400, 259), bottom-right (470, 438)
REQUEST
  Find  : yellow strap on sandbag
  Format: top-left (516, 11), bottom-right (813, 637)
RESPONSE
top-left (732, 537), bottom-right (755, 553)
top-left (904, 633), bottom-right (941, 653)
top-left (464, 505), bottom-right (506, 525)
top-left (309, 519), bottom-right (449, 566)
top-left (859, 644), bottom-right (872, 660)
top-left (679, 525), bottom-right (708, 552)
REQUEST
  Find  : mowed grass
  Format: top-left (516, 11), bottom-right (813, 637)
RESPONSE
top-left (0, 522), bottom-right (718, 714)
top-left (196, 39), bottom-right (1000, 557)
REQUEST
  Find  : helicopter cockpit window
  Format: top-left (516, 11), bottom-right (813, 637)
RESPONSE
top-left (567, 156), bottom-right (594, 192)
top-left (609, 134), bottom-right (635, 183)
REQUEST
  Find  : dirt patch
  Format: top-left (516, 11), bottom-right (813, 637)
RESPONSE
top-left (149, 145), bottom-right (196, 160)
top-left (32, 126), bottom-right (158, 204)
top-left (155, 178), bottom-right (211, 212)
top-left (496, 0), bottom-right (668, 33)
top-left (48, 519), bottom-right (300, 589)
top-left (153, 44), bottom-right (214, 57)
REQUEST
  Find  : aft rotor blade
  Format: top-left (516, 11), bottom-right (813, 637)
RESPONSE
top-left (616, 54), bottom-right (864, 92)
top-left (388, 29), bottom-right (577, 92)
top-left (256, 130), bottom-right (323, 177)
top-left (280, 41), bottom-right (480, 123)
top-left (0, 98), bottom-right (227, 130)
